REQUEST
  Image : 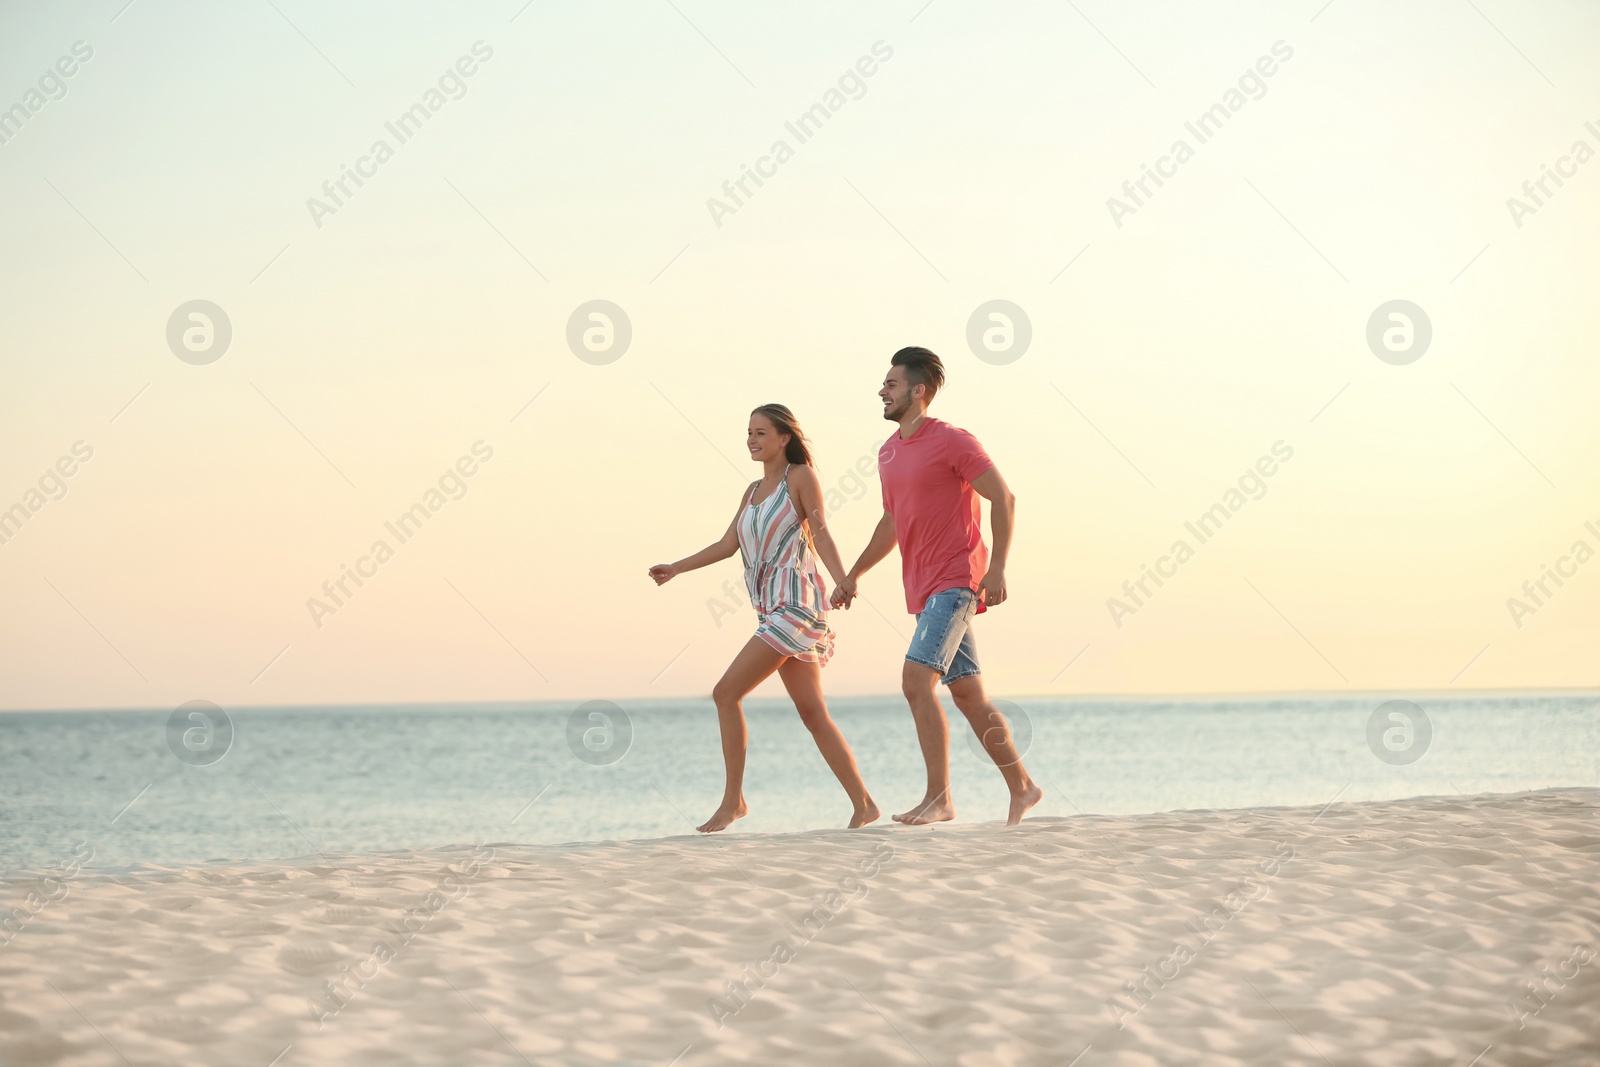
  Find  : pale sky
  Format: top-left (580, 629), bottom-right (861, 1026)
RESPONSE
top-left (2, 0), bottom-right (1597, 711)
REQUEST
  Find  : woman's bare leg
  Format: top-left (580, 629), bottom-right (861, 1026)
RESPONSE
top-left (776, 658), bottom-right (880, 828)
top-left (699, 636), bottom-right (787, 832)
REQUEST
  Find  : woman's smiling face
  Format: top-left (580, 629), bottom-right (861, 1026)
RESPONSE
top-left (747, 413), bottom-right (789, 463)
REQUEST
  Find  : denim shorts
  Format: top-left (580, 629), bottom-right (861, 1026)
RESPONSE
top-left (904, 586), bottom-right (981, 685)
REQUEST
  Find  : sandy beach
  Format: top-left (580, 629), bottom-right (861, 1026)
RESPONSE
top-left (3, 787), bottom-right (1597, 1066)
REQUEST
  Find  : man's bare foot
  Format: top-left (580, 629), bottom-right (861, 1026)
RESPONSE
top-left (697, 796), bottom-right (748, 833)
top-left (849, 798), bottom-right (881, 828)
top-left (893, 794), bottom-right (955, 825)
top-left (1007, 781), bottom-right (1043, 826)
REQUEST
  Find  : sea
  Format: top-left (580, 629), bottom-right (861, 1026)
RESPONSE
top-left (2, 693), bottom-right (1596, 874)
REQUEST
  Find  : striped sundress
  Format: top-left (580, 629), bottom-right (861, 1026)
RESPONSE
top-left (737, 465), bottom-right (835, 665)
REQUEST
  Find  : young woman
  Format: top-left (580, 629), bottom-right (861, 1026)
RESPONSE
top-left (649, 405), bottom-right (879, 832)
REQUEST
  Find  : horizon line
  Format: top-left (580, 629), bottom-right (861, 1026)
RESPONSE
top-left (6, 684), bottom-right (1599, 714)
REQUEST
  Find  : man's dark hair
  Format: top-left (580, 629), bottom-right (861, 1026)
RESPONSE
top-left (890, 346), bottom-right (945, 403)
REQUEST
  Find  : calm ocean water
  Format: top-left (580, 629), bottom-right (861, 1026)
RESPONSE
top-left (2, 694), bottom-right (1596, 873)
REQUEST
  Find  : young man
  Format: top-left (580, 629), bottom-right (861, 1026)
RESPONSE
top-left (832, 347), bottom-right (1042, 825)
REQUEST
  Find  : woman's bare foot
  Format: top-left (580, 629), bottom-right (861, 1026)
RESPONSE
top-left (697, 796), bottom-right (748, 833)
top-left (893, 793), bottom-right (955, 825)
top-left (1007, 781), bottom-right (1043, 826)
top-left (849, 798), bottom-right (881, 828)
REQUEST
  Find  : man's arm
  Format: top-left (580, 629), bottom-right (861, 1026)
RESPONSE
top-left (970, 466), bottom-right (1014, 606)
top-left (848, 510), bottom-right (898, 579)
top-left (832, 510), bottom-right (897, 608)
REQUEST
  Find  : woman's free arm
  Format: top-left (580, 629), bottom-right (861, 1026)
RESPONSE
top-left (648, 484), bottom-right (752, 584)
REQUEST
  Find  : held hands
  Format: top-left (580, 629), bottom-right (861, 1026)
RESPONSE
top-left (830, 575), bottom-right (858, 610)
top-left (648, 564), bottom-right (677, 586)
top-left (977, 568), bottom-right (1007, 607)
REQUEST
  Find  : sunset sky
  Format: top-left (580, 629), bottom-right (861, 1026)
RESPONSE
top-left (2, 0), bottom-right (1597, 711)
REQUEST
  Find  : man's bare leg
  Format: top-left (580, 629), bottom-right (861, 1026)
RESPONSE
top-left (699, 637), bottom-right (785, 832)
top-left (893, 660), bottom-right (956, 824)
top-left (949, 675), bottom-right (1042, 825)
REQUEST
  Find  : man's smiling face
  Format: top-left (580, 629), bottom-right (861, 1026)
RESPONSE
top-left (879, 366), bottom-right (919, 421)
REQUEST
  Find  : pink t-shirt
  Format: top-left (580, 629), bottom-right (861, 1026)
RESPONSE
top-left (879, 417), bottom-right (995, 615)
